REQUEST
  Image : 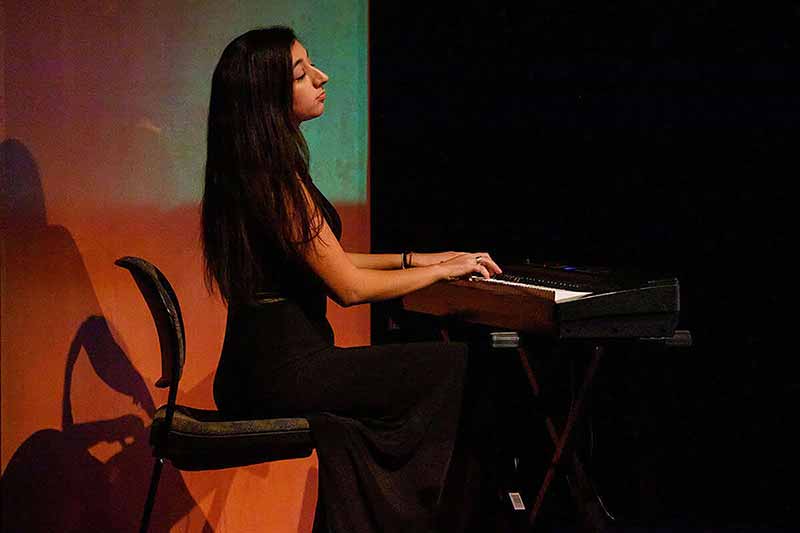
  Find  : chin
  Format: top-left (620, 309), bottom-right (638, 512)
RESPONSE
top-left (301, 111), bottom-right (324, 123)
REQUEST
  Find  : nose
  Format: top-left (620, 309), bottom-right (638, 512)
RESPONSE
top-left (312, 65), bottom-right (329, 87)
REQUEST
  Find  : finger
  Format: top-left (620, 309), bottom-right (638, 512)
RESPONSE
top-left (476, 253), bottom-right (502, 274)
top-left (471, 254), bottom-right (497, 273)
top-left (475, 264), bottom-right (491, 279)
top-left (484, 258), bottom-right (502, 274)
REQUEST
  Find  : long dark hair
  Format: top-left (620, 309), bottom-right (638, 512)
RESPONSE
top-left (201, 27), bottom-right (323, 304)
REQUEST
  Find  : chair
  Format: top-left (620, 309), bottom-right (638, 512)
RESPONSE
top-left (114, 256), bottom-right (314, 533)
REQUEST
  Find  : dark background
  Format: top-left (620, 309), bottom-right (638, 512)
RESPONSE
top-left (370, 1), bottom-right (798, 529)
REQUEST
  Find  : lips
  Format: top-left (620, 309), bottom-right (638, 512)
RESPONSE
top-left (317, 92), bottom-right (326, 102)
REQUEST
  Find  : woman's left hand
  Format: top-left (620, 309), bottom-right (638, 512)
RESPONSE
top-left (410, 251), bottom-right (503, 275)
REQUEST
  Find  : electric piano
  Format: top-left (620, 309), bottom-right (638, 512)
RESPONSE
top-left (402, 261), bottom-right (681, 340)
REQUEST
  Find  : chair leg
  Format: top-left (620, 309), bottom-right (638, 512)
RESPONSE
top-left (140, 457), bottom-right (165, 533)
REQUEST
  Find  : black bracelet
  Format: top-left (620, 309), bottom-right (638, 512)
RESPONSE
top-left (402, 251), bottom-right (412, 269)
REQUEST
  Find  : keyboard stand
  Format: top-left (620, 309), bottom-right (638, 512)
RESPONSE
top-left (517, 341), bottom-right (604, 530)
top-left (441, 327), bottom-right (608, 531)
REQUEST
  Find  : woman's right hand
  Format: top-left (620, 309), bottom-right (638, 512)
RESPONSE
top-left (438, 252), bottom-right (502, 280)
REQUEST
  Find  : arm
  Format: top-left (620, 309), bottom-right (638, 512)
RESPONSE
top-left (295, 183), bottom-right (501, 306)
top-left (346, 251), bottom-right (503, 271)
top-left (346, 252), bottom-right (404, 270)
top-left (305, 219), bottom-right (499, 306)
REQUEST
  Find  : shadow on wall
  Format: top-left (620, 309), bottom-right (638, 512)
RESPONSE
top-left (0, 139), bottom-right (213, 531)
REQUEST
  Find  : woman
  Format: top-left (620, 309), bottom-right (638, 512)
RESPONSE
top-left (203, 27), bottom-right (501, 533)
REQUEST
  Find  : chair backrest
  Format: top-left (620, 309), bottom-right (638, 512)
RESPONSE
top-left (115, 256), bottom-right (186, 390)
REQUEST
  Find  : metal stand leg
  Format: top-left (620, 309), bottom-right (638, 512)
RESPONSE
top-left (518, 344), bottom-right (604, 529)
top-left (140, 457), bottom-right (164, 533)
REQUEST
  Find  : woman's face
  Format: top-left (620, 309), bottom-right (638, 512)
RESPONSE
top-left (290, 40), bottom-right (329, 123)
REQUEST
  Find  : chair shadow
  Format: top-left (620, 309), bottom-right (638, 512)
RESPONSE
top-left (298, 465), bottom-right (319, 533)
top-left (2, 316), bottom-right (213, 532)
top-left (1, 139), bottom-right (214, 531)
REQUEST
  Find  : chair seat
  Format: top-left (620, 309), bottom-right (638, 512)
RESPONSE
top-left (151, 405), bottom-right (314, 471)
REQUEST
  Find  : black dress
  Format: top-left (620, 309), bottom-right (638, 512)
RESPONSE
top-left (213, 182), bottom-right (469, 533)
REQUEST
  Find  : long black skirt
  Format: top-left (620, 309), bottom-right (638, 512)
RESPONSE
top-left (217, 340), bottom-right (470, 533)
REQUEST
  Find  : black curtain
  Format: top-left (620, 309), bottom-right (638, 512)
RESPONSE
top-left (371, 1), bottom-right (798, 528)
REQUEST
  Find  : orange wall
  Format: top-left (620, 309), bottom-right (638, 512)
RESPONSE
top-left (1, 3), bottom-right (369, 532)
